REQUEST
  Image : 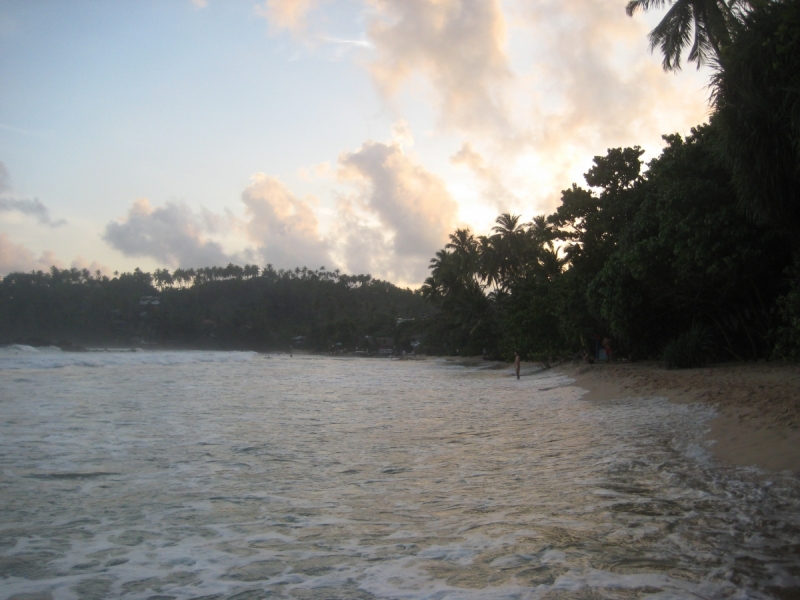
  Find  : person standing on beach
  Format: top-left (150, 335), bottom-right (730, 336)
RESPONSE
top-left (514, 351), bottom-right (521, 380)
top-left (603, 337), bottom-right (613, 362)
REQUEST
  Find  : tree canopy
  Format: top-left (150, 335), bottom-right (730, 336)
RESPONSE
top-left (0, 265), bottom-right (430, 353)
top-left (421, 123), bottom-right (795, 366)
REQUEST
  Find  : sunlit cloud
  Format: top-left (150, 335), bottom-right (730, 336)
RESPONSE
top-left (0, 234), bottom-right (63, 275)
top-left (263, 0), bottom-right (709, 222)
top-left (338, 138), bottom-right (459, 282)
top-left (297, 161), bottom-right (334, 181)
top-left (330, 197), bottom-right (392, 279)
top-left (450, 142), bottom-right (516, 212)
top-left (103, 174), bottom-right (334, 271)
top-left (391, 119), bottom-right (414, 147)
top-left (256, 0), bottom-right (325, 35)
top-left (365, 0), bottom-right (512, 134)
top-left (241, 173), bottom-right (331, 269)
top-left (512, 0), bottom-right (710, 198)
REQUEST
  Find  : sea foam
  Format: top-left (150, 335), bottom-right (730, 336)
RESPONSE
top-left (0, 345), bottom-right (257, 370)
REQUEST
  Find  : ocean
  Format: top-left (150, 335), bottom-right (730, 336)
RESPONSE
top-left (1, 347), bottom-right (799, 599)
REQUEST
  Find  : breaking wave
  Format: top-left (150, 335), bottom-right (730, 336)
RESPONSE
top-left (0, 345), bottom-right (257, 370)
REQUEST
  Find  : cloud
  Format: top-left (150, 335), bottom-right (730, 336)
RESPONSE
top-left (0, 238), bottom-right (109, 278)
top-left (391, 119), bottom-right (414, 147)
top-left (0, 198), bottom-right (67, 227)
top-left (241, 173), bottom-right (331, 268)
top-left (70, 256), bottom-right (112, 276)
top-left (330, 197), bottom-right (392, 278)
top-left (297, 161), bottom-right (333, 181)
top-left (366, 0), bottom-right (512, 134)
top-left (450, 142), bottom-right (516, 210)
top-left (103, 175), bottom-right (333, 271)
top-left (0, 234), bottom-right (63, 275)
top-left (191, 0), bottom-right (208, 8)
top-left (431, 0), bottom-right (712, 217)
top-left (256, 0), bottom-right (323, 35)
top-left (518, 0), bottom-right (710, 169)
top-left (103, 198), bottom-right (235, 268)
top-left (254, 1), bottom-right (514, 134)
top-left (100, 136), bottom-right (455, 285)
top-left (0, 161), bottom-right (66, 227)
top-left (338, 139), bottom-right (458, 282)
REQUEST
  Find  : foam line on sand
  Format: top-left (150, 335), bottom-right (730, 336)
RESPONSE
top-left (555, 361), bottom-right (800, 473)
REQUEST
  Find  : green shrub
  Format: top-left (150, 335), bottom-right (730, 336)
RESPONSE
top-left (662, 326), bottom-right (708, 369)
top-left (772, 260), bottom-right (800, 361)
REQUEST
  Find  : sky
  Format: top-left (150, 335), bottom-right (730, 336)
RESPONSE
top-left (0, 0), bottom-right (712, 286)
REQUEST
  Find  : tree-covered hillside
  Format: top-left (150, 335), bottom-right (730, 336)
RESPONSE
top-left (0, 266), bottom-right (431, 352)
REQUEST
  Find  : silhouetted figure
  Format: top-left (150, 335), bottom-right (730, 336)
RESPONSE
top-left (603, 337), bottom-right (613, 362)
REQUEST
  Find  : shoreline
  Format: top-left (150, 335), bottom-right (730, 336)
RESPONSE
top-left (554, 360), bottom-right (800, 473)
top-left (5, 344), bottom-right (797, 472)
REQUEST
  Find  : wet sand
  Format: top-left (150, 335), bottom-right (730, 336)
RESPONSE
top-left (555, 360), bottom-right (800, 473)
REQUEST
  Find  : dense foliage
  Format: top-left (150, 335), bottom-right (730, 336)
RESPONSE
top-left (711, 0), bottom-right (800, 236)
top-left (422, 124), bottom-right (794, 364)
top-left (421, 0), bottom-right (800, 366)
top-left (0, 266), bottom-right (430, 352)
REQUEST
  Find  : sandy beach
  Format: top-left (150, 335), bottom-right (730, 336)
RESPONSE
top-left (554, 360), bottom-right (800, 473)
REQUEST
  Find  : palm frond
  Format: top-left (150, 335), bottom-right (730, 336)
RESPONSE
top-left (626, 0), bottom-right (671, 17)
top-left (649, 0), bottom-right (695, 70)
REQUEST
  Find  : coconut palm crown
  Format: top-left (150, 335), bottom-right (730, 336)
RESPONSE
top-left (626, 0), bottom-right (746, 70)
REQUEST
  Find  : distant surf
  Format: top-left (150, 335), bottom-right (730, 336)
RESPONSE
top-left (0, 345), bottom-right (258, 370)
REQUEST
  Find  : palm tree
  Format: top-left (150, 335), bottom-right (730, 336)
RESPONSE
top-left (492, 213), bottom-right (524, 236)
top-left (482, 214), bottom-right (535, 290)
top-left (626, 0), bottom-right (744, 70)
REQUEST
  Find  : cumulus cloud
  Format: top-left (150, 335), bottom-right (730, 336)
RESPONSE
top-left (450, 142), bottom-right (516, 211)
top-left (437, 0), bottom-right (711, 216)
top-left (99, 135), bottom-right (457, 285)
top-left (331, 197), bottom-right (392, 278)
top-left (0, 234), bottom-right (63, 275)
top-left (103, 198), bottom-right (235, 268)
top-left (241, 173), bottom-right (331, 268)
top-left (338, 139), bottom-right (458, 282)
top-left (519, 0), bottom-right (710, 169)
top-left (366, 0), bottom-right (512, 134)
top-left (103, 175), bottom-right (333, 271)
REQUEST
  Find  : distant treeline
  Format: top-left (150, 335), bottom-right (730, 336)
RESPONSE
top-left (421, 0), bottom-right (800, 367)
top-left (0, 265), bottom-right (431, 352)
